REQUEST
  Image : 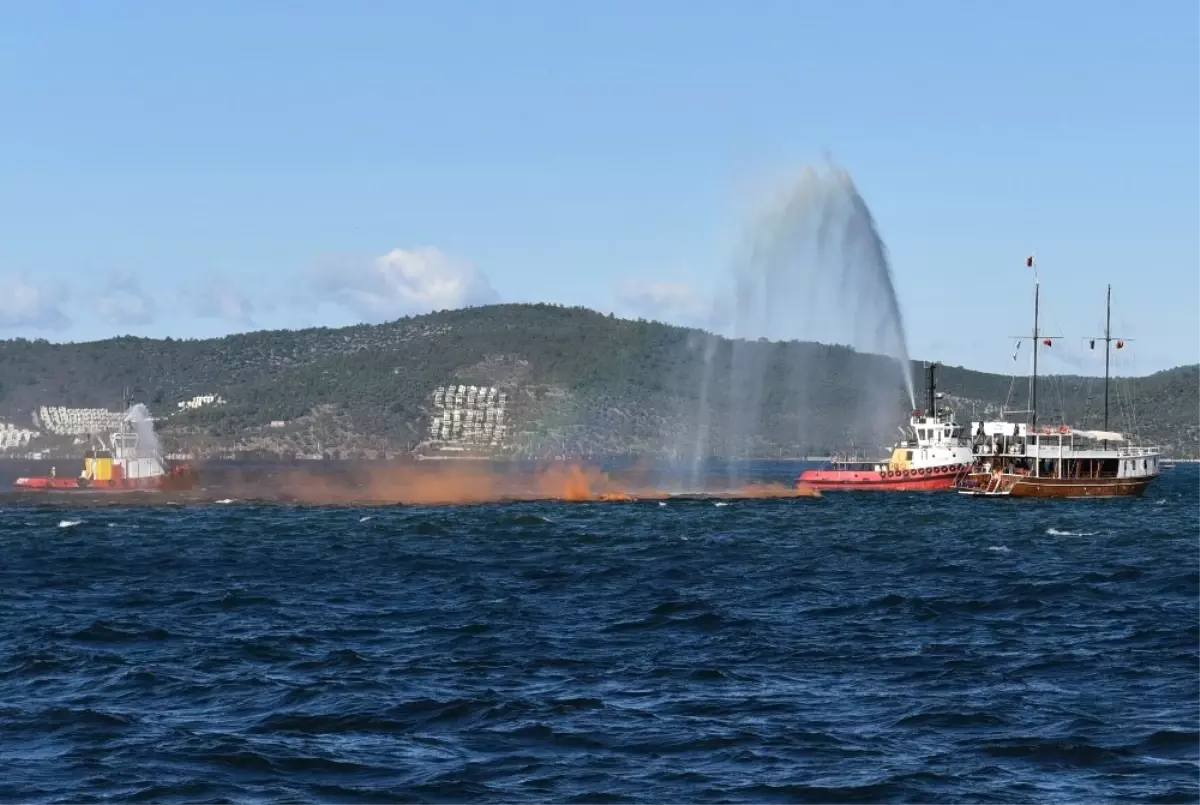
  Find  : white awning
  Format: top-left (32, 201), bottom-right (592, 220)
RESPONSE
top-left (1070, 429), bottom-right (1126, 442)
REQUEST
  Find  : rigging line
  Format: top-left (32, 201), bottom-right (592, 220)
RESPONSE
top-left (1119, 351), bottom-right (1142, 442)
top-left (1004, 339), bottom-right (1023, 414)
top-left (1046, 308), bottom-right (1075, 425)
top-left (1077, 337), bottom-right (1096, 429)
top-left (1084, 333), bottom-right (1099, 427)
top-left (1128, 353), bottom-right (1142, 439)
top-left (1004, 373), bottom-right (1019, 414)
top-left (1080, 364), bottom-right (1095, 430)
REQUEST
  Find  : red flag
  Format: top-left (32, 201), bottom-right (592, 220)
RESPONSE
top-left (1116, 340), bottom-right (1124, 349)
top-left (1026, 256), bottom-right (1034, 267)
top-left (1043, 338), bottom-right (1052, 347)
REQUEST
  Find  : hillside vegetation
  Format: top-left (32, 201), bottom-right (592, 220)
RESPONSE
top-left (0, 303), bottom-right (1195, 458)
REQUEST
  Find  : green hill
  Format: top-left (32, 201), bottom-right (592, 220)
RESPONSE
top-left (0, 303), bottom-right (1195, 459)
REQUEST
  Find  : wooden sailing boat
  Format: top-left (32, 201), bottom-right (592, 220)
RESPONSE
top-left (958, 259), bottom-right (1161, 498)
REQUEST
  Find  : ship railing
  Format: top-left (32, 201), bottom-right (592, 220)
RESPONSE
top-left (1116, 445), bottom-right (1161, 457)
top-left (971, 442), bottom-right (1026, 457)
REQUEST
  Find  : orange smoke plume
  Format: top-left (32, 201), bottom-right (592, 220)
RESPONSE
top-left (209, 462), bottom-right (818, 506)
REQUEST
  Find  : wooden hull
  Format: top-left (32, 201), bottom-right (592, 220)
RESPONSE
top-left (962, 472), bottom-right (1155, 499)
top-left (798, 466), bottom-right (968, 492)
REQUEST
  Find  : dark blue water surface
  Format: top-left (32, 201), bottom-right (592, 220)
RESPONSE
top-left (1, 463), bottom-right (1196, 804)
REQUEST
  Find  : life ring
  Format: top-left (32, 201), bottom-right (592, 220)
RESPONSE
top-left (1058, 425), bottom-right (1069, 434)
top-left (1041, 425), bottom-right (1052, 434)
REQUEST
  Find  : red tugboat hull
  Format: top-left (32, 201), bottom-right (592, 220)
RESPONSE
top-left (796, 465), bottom-right (970, 491)
top-left (14, 466), bottom-right (198, 492)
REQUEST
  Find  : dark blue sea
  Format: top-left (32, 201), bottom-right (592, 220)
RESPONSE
top-left (1, 462), bottom-right (1196, 804)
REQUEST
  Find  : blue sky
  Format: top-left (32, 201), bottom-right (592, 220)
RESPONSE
top-left (0, 0), bottom-right (1196, 375)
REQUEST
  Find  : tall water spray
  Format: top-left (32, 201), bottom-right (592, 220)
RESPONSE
top-left (126, 403), bottom-right (161, 456)
top-left (683, 161), bottom-right (917, 486)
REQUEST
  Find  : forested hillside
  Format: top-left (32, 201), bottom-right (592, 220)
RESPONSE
top-left (0, 304), bottom-right (1194, 458)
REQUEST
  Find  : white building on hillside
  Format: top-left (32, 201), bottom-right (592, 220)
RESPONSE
top-left (178, 393), bottom-right (226, 410)
top-left (428, 385), bottom-right (509, 447)
top-left (0, 422), bottom-right (38, 450)
top-left (35, 406), bottom-right (126, 436)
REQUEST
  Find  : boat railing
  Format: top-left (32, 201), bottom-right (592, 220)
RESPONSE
top-left (972, 442), bottom-right (1026, 456)
top-left (1116, 445), bottom-right (1161, 458)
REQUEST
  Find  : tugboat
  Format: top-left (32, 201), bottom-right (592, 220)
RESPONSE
top-left (14, 395), bottom-right (197, 493)
top-left (958, 268), bottom-right (1160, 499)
top-left (796, 362), bottom-right (974, 491)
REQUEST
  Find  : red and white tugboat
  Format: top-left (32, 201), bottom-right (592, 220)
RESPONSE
top-left (14, 397), bottom-right (197, 493)
top-left (796, 363), bottom-right (974, 491)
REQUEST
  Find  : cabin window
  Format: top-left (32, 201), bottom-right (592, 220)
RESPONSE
top-left (906, 451), bottom-right (913, 462)
top-left (1142, 459), bottom-right (1147, 470)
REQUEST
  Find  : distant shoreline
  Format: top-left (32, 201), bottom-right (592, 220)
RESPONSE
top-left (0, 455), bottom-right (836, 464)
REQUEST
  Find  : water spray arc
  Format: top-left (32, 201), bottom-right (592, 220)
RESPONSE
top-left (683, 161), bottom-right (917, 480)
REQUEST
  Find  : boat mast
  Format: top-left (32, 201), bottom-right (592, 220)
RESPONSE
top-left (1103, 284), bottom-right (1111, 433)
top-left (1031, 267), bottom-right (1039, 433)
top-left (926, 362), bottom-right (937, 419)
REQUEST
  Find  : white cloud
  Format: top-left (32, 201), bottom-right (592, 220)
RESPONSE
top-left (96, 272), bottom-right (156, 326)
top-left (0, 275), bottom-right (70, 330)
top-left (315, 246), bottom-right (498, 321)
top-left (615, 279), bottom-right (714, 327)
top-left (195, 279), bottom-right (256, 325)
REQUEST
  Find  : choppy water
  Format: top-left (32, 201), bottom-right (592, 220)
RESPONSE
top-left (1, 464), bottom-right (1196, 803)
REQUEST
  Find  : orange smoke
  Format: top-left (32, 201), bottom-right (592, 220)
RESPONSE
top-left (733, 481), bottom-right (820, 498)
top-left (534, 464), bottom-right (664, 502)
top-left (209, 462), bottom-right (819, 506)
